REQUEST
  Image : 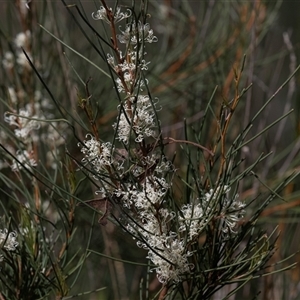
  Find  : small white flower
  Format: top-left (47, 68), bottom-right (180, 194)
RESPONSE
top-left (179, 203), bottom-right (205, 241)
top-left (11, 150), bottom-right (37, 171)
top-left (14, 31), bottom-right (31, 48)
top-left (117, 22), bottom-right (158, 45)
top-left (5, 105), bottom-right (41, 142)
top-left (2, 52), bottom-right (14, 69)
top-left (92, 6), bottom-right (131, 24)
top-left (140, 59), bottom-right (150, 70)
top-left (220, 195), bottom-right (245, 234)
top-left (204, 185), bottom-right (245, 234)
top-left (205, 185), bottom-right (231, 201)
top-left (16, 51), bottom-right (31, 69)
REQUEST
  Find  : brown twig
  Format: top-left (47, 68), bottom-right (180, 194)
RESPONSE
top-left (158, 285), bottom-right (168, 300)
top-left (164, 137), bottom-right (214, 156)
top-left (215, 61), bottom-right (244, 181)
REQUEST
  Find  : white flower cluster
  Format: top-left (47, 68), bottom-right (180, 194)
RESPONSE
top-left (79, 134), bottom-right (113, 175)
top-left (179, 186), bottom-right (245, 237)
top-left (90, 7), bottom-right (195, 283)
top-left (92, 5), bottom-right (158, 144)
top-left (147, 236), bottom-right (192, 284)
top-left (11, 149), bottom-right (37, 172)
top-left (3, 30), bottom-right (32, 71)
top-left (112, 68), bottom-right (157, 143)
top-left (89, 8), bottom-right (247, 284)
top-left (2, 30), bottom-right (63, 170)
top-left (116, 176), bottom-right (168, 209)
top-left (123, 178), bottom-right (193, 283)
top-left (179, 203), bottom-right (206, 242)
top-left (117, 22), bottom-right (158, 44)
top-left (2, 29), bottom-right (61, 167)
top-left (2, 84), bottom-right (66, 170)
top-left (4, 104), bottom-right (39, 171)
top-left (1, 114), bottom-right (52, 171)
top-left (113, 95), bottom-right (156, 143)
top-left (0, 229), bottom-right (18, 259)
top-left (4, 104), bottom-right (40, 142)
top-left (92, 6), bottom-right (131, 24)
top-left (205, 185), bottom-right (245, 234)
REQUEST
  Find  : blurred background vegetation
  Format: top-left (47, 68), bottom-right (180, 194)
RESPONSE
top-left (0, 0), bottom-right (300, 299)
